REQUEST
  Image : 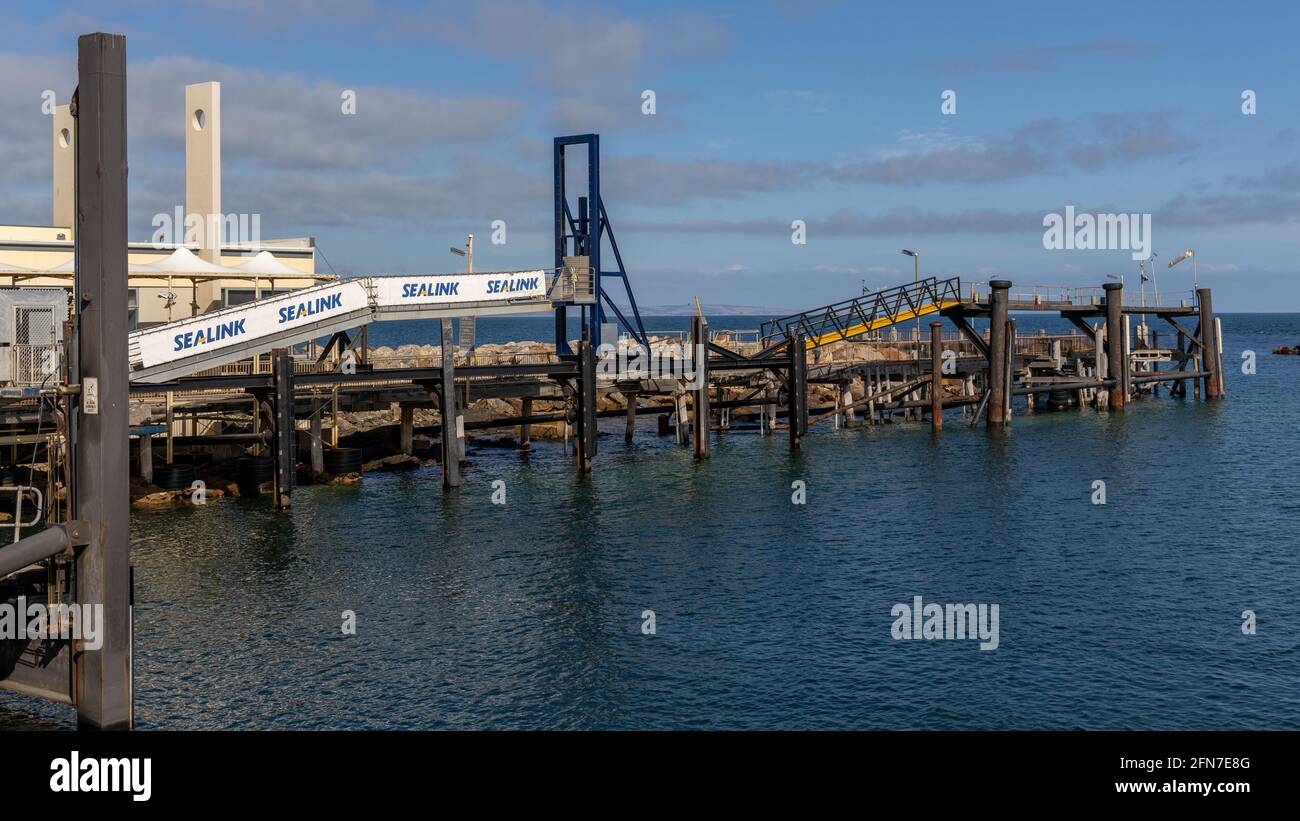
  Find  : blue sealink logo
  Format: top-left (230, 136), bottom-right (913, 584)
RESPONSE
top-left (173, 318), bottom-right (246, 351)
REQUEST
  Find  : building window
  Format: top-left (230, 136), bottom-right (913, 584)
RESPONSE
top-left (222, 287), bottom-right (294, 307)
top-left (128, 288), bottom-right (138, 330)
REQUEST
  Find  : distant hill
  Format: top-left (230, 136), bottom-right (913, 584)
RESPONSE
top-left (633, 304), bottom-right (790, 316)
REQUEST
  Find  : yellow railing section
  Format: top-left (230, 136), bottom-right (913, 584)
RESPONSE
top-left (804, 299), bottom-right (964, 349)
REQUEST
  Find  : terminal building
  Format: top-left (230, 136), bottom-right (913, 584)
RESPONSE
top-left (0, 81), bottom-right (329, 332)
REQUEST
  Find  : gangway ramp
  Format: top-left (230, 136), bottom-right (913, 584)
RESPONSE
top-left (129, 269), bottom-right (562, 383)
top-left (760, 276), bottom-right (963, 349)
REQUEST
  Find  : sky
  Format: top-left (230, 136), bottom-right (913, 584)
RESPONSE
top-left (1, 0), bottom-right (1297, 311)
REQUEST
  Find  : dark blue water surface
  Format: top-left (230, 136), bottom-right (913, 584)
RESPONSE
top-left (3, 313), bottom-right (1298, 729)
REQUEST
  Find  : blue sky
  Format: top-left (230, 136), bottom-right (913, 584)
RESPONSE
top-left (2, 0), bottom-right (1298, 310)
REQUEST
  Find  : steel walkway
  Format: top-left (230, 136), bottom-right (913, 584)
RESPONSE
top-left (129, 269), bottom-right (572, 383)
top-left (761, 276), bottom-right (964, 349)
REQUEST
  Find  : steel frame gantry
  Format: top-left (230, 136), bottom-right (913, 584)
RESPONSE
top-left (552, 134), bottom-right (649, 357)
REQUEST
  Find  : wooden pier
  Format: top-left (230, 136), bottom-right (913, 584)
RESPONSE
top-left (0, 31), bottom-right (1227, 729)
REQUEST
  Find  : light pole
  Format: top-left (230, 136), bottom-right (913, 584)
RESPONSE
top-left (449, 232), bottom-right (473, 272)
top-left (1168, 249), bottom-right (1196, 298)
top-left (901, 249), bottom-right (919, 353)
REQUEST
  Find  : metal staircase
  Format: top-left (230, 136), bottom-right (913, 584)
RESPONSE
top-left (761, 276), bottom-right (964, 349)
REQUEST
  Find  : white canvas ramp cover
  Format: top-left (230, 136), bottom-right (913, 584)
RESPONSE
top-left (374, 270), bottom-right (547, 306)
top-left (132, 279), bottom-right (369, 369)
top-left (127, 269), bottom-right (554, 380)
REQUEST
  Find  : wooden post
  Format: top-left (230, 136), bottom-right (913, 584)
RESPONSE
top-left (987, 280), bottom-right (1011, 426)
top-left (575, 339), bottom-right (596, 472)
top-left (1198, 288), bottom-right (1223, 399)
top-left (930, 322), bottom-right (943, 432)
top-left (624, 392), bottom-right (637, 443)
top-left (520, 396), bottom-right (533, 450)
top-left (399, 404), bottom-right (414, 454)
top-left (691, 316), bottom-right (709, 460)
top-left (674, 392), bottom-right (689, 446)
top-left (1005, 317), bottom-right (1016, 426)
top-left (165, 390), bottom-right (175, 463)
top-left (439, 318), bottom-right (462, 487)
top-left (272, 349), bottom-right (294, 509)
top-left (1103, 282), bottom-right (1125, 410)
top-left (138, 433), bottom-right (153, 484)
top-left (788, 333), bottom-right (807, 451)
top-left (73, 31), bottom-right (132, 730)
top-left (1175, 328), bottom-right (1187, 398)
top-left (309, 407), bottom-right (324, 475)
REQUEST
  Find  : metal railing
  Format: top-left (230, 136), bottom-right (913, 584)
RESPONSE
top-left (966, 281), bottom-right (1200, 309)
top-left (8, 344), bottom-right (62, 386)
top-left (552, 264), bottom-right (594, 304)
top-left (0, 484), bottom-right (43, 544)
top-left (761, 276), bottom-right (963, 345)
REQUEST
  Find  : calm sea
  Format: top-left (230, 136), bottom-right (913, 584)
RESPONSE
top-left (3, 313), bottom-right (1298, 729)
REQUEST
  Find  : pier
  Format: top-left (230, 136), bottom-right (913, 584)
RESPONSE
top-left (0, 32), bottom-right (1226, 729)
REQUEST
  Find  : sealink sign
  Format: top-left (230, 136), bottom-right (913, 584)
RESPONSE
top-left (278, 292), bottom-right (343, 323)
top-left (401, 280), bottom-right (460, 298)
top-left (487, 275), bottom-right (540, 294)
top-left (172, 318), bottom-right (246, 351)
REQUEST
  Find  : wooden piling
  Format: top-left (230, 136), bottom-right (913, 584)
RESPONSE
top-left (624, 392), bottom-right (637, 443)
top-left (71, 32), bottom-right (132, 730)
top-left (520, 396), bottom-right (533, 450)
top-left (138, 433), bottom-right (153, 484)
top-left (691, 316), bottom-right (710, 459)
top-left (399, 404), bottom-right (414, 454)
top-left (272, 349), bottom-right (295, 509)
top-left (309, 408), bottom-right (324, 474)
top-left (439, 318), bottom-right (462, 487)
top-left (1198, 287), bottom-right (1223, 399)
top-left (930, 322), bottom-right (943, 432)
top-left (576, 339), bottom-right (596, 472)
top-left (987, 280), bottom-right (1011, 426)
top-left (1103, 282), bottom-right (1125, 410)
top-left (788, 332), bottom-right (807, 451)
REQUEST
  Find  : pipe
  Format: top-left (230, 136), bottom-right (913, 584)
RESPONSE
top-left (0, 524), bottom-right (72, 579)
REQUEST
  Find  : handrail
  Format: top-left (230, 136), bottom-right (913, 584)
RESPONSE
top-left (760, 276), bottom-right (963, 345)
